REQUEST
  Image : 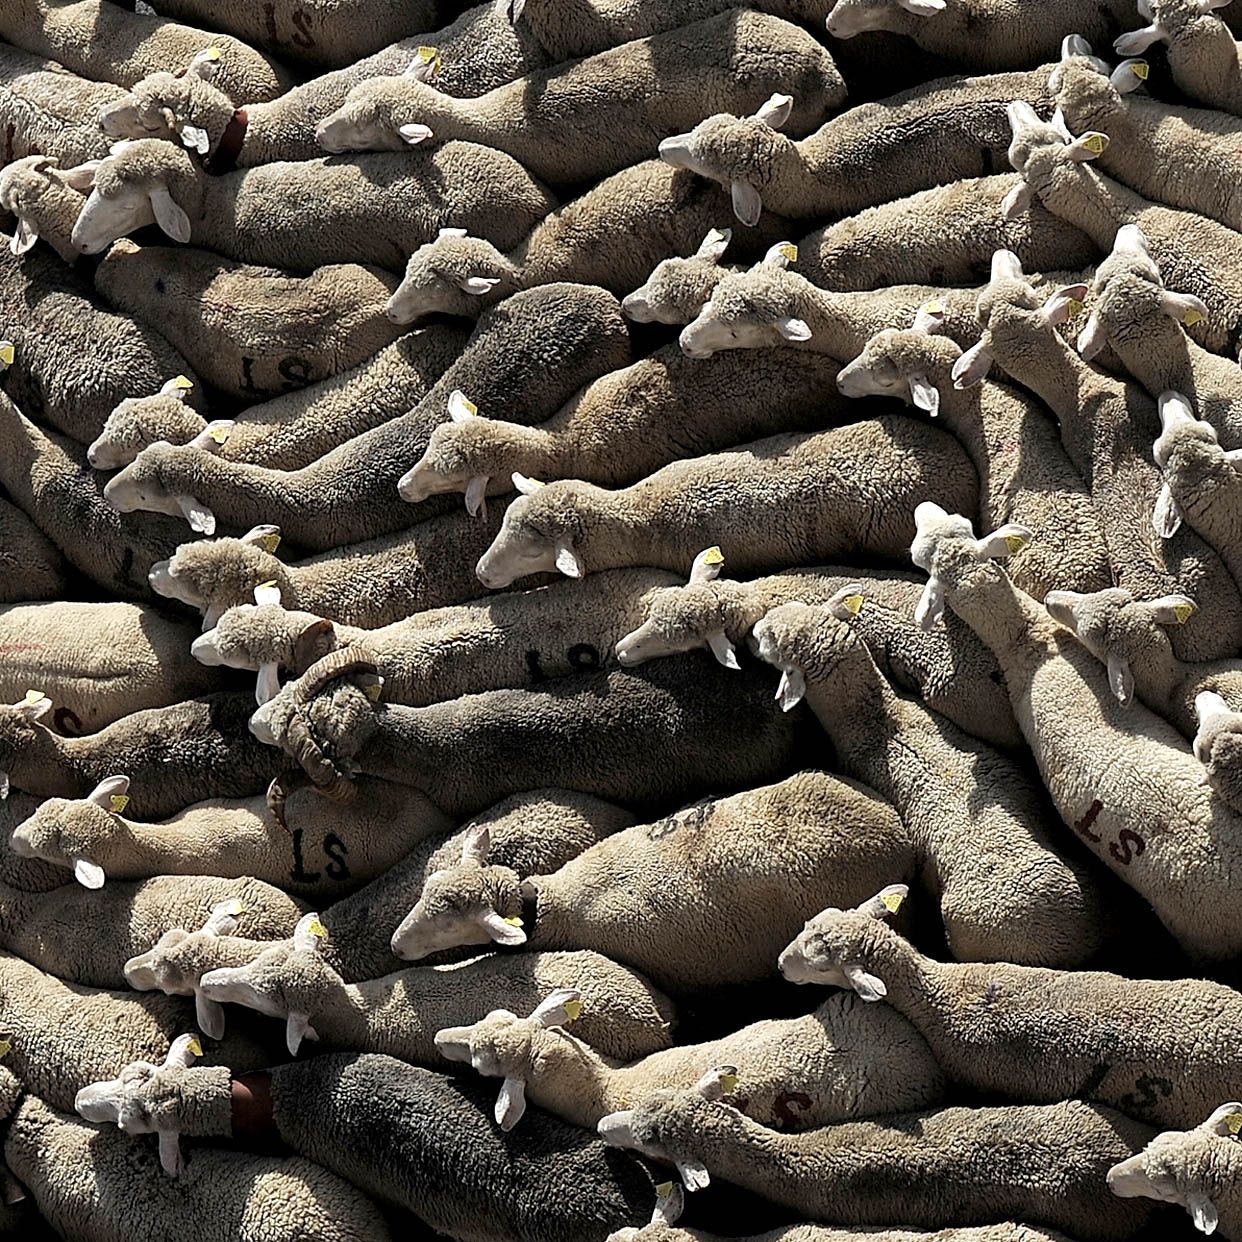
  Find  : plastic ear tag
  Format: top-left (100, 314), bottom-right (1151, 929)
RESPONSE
top-left (655, 1181), bottom-right (675, 1197)
top-left (455, 394), bottom-right (478, 417)
top-left (562, 999), bottom-right (583, 1021)
top-left (1183, 307), bottom-right (1205, 327)
top-left (23, 690), bottom-right (45, 705)
top-left (225, 898), bottom-right (245, 916)
top-left (363, 678), bottom-right (383, 703)
top-left (416, 46), bottom-right (442, 73)
top-left (1082, 133), bottom-right (1106, 155)
top-left (1174, 601), bottom-right (1196, 624)
top-left (109, 794), bottom-right (130, 815)
top-left (1226, 1113), bottom-right (1242, 1135)
top-left (258, 529), bottom-right (281, 553)
top-left (0, 343), bottom-right (16, 366)
top-left (503, 916), bottom-right (523, 927)
top-left (186, 1037), bottom-right (203, 1056)
top-left (881, 890), bottom-right (904, 913)
top-left (306, 916), bottom-right (328, 939)
top-left (0, 1038), bottom-right (11, 1059)
top-left (702, 546), bottom-right (725, 566)
top-left (719, 1072), bottom-right (739, 1094)
top-left (922, 299), bottom-right (944, 315)
top-left (1129, 60), bottom-right (1150, 80)
top-left (207, 425), bottom-right (230, 445)
top-left (172, 375), bottom-right (193, 390)
top-left (1065, 298), bottom-right (1084, 319)
top-left (777, 243), bottom-right (798, 263)
top-left (205, 47), bottom-right (221, 60)
top-left (842, 593), bottom-right (865, 616)
top-left (1004, 534), bottom-right (1029, 554)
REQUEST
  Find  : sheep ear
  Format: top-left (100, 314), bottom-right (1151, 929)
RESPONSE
top-left (158, 1131), bottom-right (185, 1178)
top-left (695, 228), bottom-right (731, 262)
top-left (11, 217), bottom-right (38, 255)
top-left (1000, 181), bottom-right (1033, 220)
top-left (753, 92), bottom-right (794, 129)
top-left (458, 276), bottom-right (500, 296)
top-left (511, 472), bottom-right (544, 497)
top-left (858, 883), bottom-right (908, 920)
top-left (530, 988), bottom-right (581, 1027)
top-left (448, 391), bottom-right (479, 423)
top-left (398, 123), bottom-right (433, 145)
top-left (707, 630), bottom-right (740, 670)
top-left (460, 822), bottom-right (491, 867)
top-left (1044, 285), bottom-right (1089, 325)
top-left (844, 962), bottom-right (888, 1001)
top-left (1143, 594), bottom-right (1197, 626)
top-left (827, 583), bottom-right (866, 621)
top-left (164, 1033), bottom-right (202, 1069)
top-left (293, 913), bottom-right (328, 952)
top-left (1160, 291), bottom-right (1209, 328)
top-left (951, 338), bottom-right (994, 388)
top-left (464, 476), bottom-right (489, 519)
top-left (73, 857), bottom-right (106, 889)
top-left (240, 523), bottom-right (282, 548)
top-left (974, 523), bottom-right (1033, 559)
top-left (1107, 652), bottom-right (1134, 705)
top-left (176, 495), bottom-right (216, 536)
top-left (292, 618), bottom-right (334, 671)
top-left (914, 577), bottom-right (945, 630)
top-left (1077, 310), bottom-right (1108, 359)
top-left (194, 989), bottom-right (227, 1040)
top-left (476, 909), bottom-right (527, 947)
top-left (897, 0), bottom-right (946, 12)
top-left (191, 422), bottom-right (235, 453)
top-left (774, 316), bottom-right (812, 342)
top-left (286, 1011), bottom-right (318, 1057)
top-left (1152, 483), bottom-right (1183, 539)
top-left (160, 375), bottom-right (194, 400)
top-left (1114, 23), bottom-right (1167, 55)
top-left (774, 667), bottom-right (806, 712)
top-left (55, 161), bottom-right (100, 192)
top-left (201, 897), bottom-right (244, 935)
top-left (1200, 1102), bottom-right (1242, 1137)
top-left (86, 774), bottom-right (131, 809)
top-left (1187, 1192), bottom-right (1219, 1235)
top-left (186, 46), bottom-right (222, 80)
top-left (731, 180), bottom-right (763, 227)
top-left (496, 1076), bottom-right (527, 1130)
top-left (554, 539), bottom-right (584, 579)
top-left (148, 187), bottom-right (191, 243)
top-left (1066, 131), bottom-right (1109, 161)
top-left (908, 375), bottom-right (939, 416)
top-left (912, 301), bottom-right (947, 334)
top-left (255, 662), bottom-right (281, 707)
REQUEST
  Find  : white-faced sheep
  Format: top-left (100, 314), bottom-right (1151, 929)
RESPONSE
top-left (910, 503), bottom-right (1242, 959)
top-left (474, 418), bottom-right (979, 590)
top-left (621, 228), bottom-right (742, 326)
top-left (316, 13), bottom-right (846, 188)
top-left (749, 595), bottom-right (1106, 966)
top-left (954, 251), bottom-right (1242, 663)
top-left (68, 138), bottom-right (557, 275)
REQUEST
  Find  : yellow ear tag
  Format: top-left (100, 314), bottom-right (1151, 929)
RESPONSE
top-left (655, 1181), bottom-right (675, 1197)
top-left (881, 890), bottom-right (904, 913)
top-left (503, 916), bottom-right (523, 927)
top-left (1004, 534), bottom-right (1029, 555)
top-left (1182, 307), bottom-right (1205, 328)
top-left (922, 299), bottom-right (945, 315)
top-left (1065, 298), bottom-right (1085, 319)
top-left (109, 794), bottom-right (130, 815)
top-left (225, 898), bottom-right (245, 916)
top-left (719, 1072), bottom-right (739, 1094)
top-left (1082, 133), bottom-right (1107, 155)
top-left (255, 580), bottom-right (278, 596)
top-left (258, 528), bottom-right (282, 552)
top-left (777, 242), bottom-right (798, 263)
top-left (186, 1037), bottom-right (203, 1056)
top-left (1129, 60), bottom-right (1150, 80)
top-left (702, 546), bottom-right (725, 566)
top-left (306, 917), bottom-right (328, 939)
top-left (172, 375), bottom-right (193, 390)
top-left (23, 690), bottom-right (45, 705)
top-left (562, 999), bottom-right (583, 1022)
top-left (1226, 1113), bottom-right (1242, 1135)
top-left (0, 1038), bottom-right (11, 1059)
top-left (363, 680), bottom-right (383, 703)
top-left (456, 395), bottom-right (478, 417)
top-left (207, 425), bottom-right (230, 445)
top-left (205, 46), bottom-right (221, 60)
top-left (1173, 602), bottom-right (1196, 624)
top-left (417, 45), bottom-right (439, 62)
top-left (842, 593), bottom-right (865, 617)
top-left (0, 343), bottom-right (15, 366)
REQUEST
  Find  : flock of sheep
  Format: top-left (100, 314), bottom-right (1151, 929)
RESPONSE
top-left (5, 0), bottom-right (1242, 1237)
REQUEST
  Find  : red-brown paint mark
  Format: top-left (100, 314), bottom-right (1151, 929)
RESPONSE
top-left (1073, 799), bottom-right (1104, 843)
top-left (1110, 828), bottom-right (1146, 866)
top-left (0, 644), bottom-right (46, 655)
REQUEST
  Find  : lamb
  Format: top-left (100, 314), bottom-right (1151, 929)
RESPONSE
top-left (69, 138), bottom-right (557, 275)
top-left (0, 872), bottom-right (301, 989)
top-left (195, 912), bottom-right (676, 1060)
top-left (600, 1069), bottom-right (1153, 1239)
top-left (1005, 101), bottom-right (1242, 355)
top-left (0, 497), bottom-right (65, 604)
top-left (382, 165), bottom-right (794, 324)
top-left (192, 570), bottom-right (682, 706)
top-left (0, 1065), bottom-right (394, 1240)
top-left (86, 375), bottom-right (208, 471)
top-left (474, 418), bottom-right (979, 590)
top-left (0, 153), bottom-right (89, 262)
top-left (104, 283), bottom-right (630, 549)
top-left (909, 503), bottom-right (1242, 958)
top-left (0, 600), bottom-right (215, 731)
top-left (402, 348), bottom-right (862, 507)
top-left (91, 240), bottom-right (406, 403)
top-left (316, 13), bottom-right (846, 188)
top-left (4, 3), bottom-right (292, 99)
top-left (10, 773), bottom-right (452, 897)
top-left (1108, 1103), bottom-right (1242, 1238)
top-left (434, 983), bottom-right (946, 1135)
top-left (0, 689), bottom-right (283, 817)
top-left (749, 596), bottom-right (1106, 965)
top-left (779, 884), bottom-right (1242, 1132)
top-left (836, 309), bottom-right (1112, 599)
top-left (614, 553), bottom-right (1021, 749)
top-left (953, 250), bottom-right (1242, 663)
top-left (621, 228), bottom-right (741, 326)
top-left (390, 769), bottom-right (919, 993)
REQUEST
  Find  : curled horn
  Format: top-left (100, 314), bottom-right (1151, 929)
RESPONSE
top-left (266, 768), bottom-right (310, 832)
top-left (291, 645), bottom-right (379, 703)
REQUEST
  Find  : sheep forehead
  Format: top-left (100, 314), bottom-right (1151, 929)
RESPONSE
top-left (0, 159), bottom-right (56, 210)
top-left (709, 269), bottom-right (791, 322)
top-left (691, 114), bottom-right (778, 172)
top-left (420, 866), bottom-right (496, 914)
top-left (644, 583), bottom-right (728, 633)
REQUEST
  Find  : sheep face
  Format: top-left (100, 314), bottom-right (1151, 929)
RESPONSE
top-left (399, 406), bottom-right (522, 513)
top-left (752, 598), bottom-right (870, 712)
top-left (193, 605), bottom-right (335, 674)
top-left (97, 74), bottom-right (187, 143)
top-left (826, 0), bottom-right (946, 39)
top-left (615, 583), bottom-right (739, 667)
top-left (623, 229), bottom-right (733, 326)
top-left (1151, 393), bottom-right (1241, 539)
top-left (149, 527), bottom-right (287, 628)
top-left (0, 156), bottom-right (94, 257)
top-left (1004, 101), bottom-right (1110, 219)
top-left (88, 388), bottom-right (206, 471)
top-left (679, 266), bottom-right (811, 358)
top-left (1115, 0), bottom-right (1233, 57)
top-left (72, 141), bottom-right (193, 254)
top-left (387, 233), bottom-right (510, 324)
top-left (1194, 693), bottom-right (1242, 807)
top-left (9, 775), bottom-right (132, 887)
top-left (316, 80), bottom-right (415, 154)
top-left (1050, 55), bottom-right (1148, 134)
top-left (476, 481), bottom-right (589, 589)
top-left (837, 328), bottom-right (960, 415)
top-left (390, 861), bottom-right (526, 960)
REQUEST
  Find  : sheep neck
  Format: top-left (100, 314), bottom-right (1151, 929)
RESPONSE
top-left (0, 394), bottom-right (48, 517)
top-left (847, 923), bottom-right (948, 1036)
top-left (168, 1065), bottom-right (233, 1137)
top-left (1167, 29), bottom-right (1242, 111)
top-left (800, 288), bottom-right (907, 361)
top-left (520, 1028), bottom-right (621, 1129)
top-left (315, 974), bottom-right (425, 1053)
top-left (1043, 163), bottom-right (1140, 252)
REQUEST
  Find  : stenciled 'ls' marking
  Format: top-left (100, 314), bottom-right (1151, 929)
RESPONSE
top-left (1073, 799), bottom-right (1104, 843)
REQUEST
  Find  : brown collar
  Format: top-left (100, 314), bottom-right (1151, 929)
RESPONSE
top-left (204, 109), bottom-right (248, 175)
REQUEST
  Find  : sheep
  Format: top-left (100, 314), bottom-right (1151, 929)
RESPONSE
top-left (0, 689), bottom-right (284, 817)
top-left (0, 950), bottom-right (273, 1113)
top-left (954, 250), bottom-right (1242, 663)
top-left (621, 228), bottom-right (741, 326)
top-left (403, 348), bottom-right (865, 508)
top-left (1114, 0), bottom-right (1242, 115)
top-left (0, 1065), bottom-right (394, 1240)
top-left (824, 0), bottom-right (1142, 69)
top-left (383, 165), bottom-right (794, 324)
top-left (86, 375), bottom-right (209, 471)
top-left (0, 872), bottom-right (301, 989)
top-left (255, 648), bottom-right (813, 823)
top-left (10, 773), bottom-right (453, 896)
top-left (0, 153), bottom-right (89, 262)
top-left (474, 417), bottom-right (980, 590)
top-left (0, 600), bottom-right (215, 731)
top-left (316, 13), bottom-right (846, 188)
top-left (614, 554), bottom-right (1021, 749)
top-left (910, 503), bottom-right (1242, 959)
top-left (836, 309), bottom-right (1112, 599)
top-left (780, 884), bottom-right (1242, 1132)
top-left (600, 1069), bottom-right (1153, 1239)
top-left (1005, 100), bottom-right (1242, 355)
top-left (68, 138), bottom-right (557, 276)
top-left (4, 2), bottom-right (293, 100)
top-left (104, 283), bottom-right (631, 550)
top-left (91, 240), bottom-right (406, 403)
top-left (0, 237), bottom-right (202, 443)
top-left (195, 912), bottom-right (676, 1062)
top-left (391, 769), bottom-right (919, 994)
top-left (0, 496), bottom-right (65, 604)
top-left (74, 1050), bottom-right (659, 1242)
top-left (1071, 228), bottom-right (1242, 446)
top-left (193, 570), bottom-right (682, 707)
top-left (1108, 1103), bottom-right (1242, 1238)
top-left (434, 984), bottom-right (946, 1135)
top-left (749, 595), bottom-right (1106, 966)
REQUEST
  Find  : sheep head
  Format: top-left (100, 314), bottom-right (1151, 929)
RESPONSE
top-left (97, 57), bottom-right (228, 155)
top-left (604, 1183), bottom-right (687, 1242)
top-left (0, 691), bottom-right (57, 801)
top-left (778, 883), bottom-right (910, 995)
top-left (1114, 0), bottom-right (1234, 57)
top-left (659, 94), bottom-right (794, 226)
top-left (0, 154), bottom-right (97, 261)
top-left (192, 596), bottom-right (338, 680)
top-left (434, 988), bottom-right (584, 1131)
top-left (622, 228), bottom-right (734, 326)
top-left (390, 823), bottom-right (527, 960)
top-left (836, 302), bottom-right (961, 415)
top-left (123, 900), bottom-right (252, 1039)
top-left (1044, 587), bottom-right (1197, 705)
top-left (910, 503), bottom-right (1032, 629)
top-left (316, 76), bottom-right (445, 154)
top-left (87, 376), bottom-right (206, 471)
top-left (1193, 693), bottom-right (1242, 808)
top-left (1151, 392), bottom-right (1241, 540)
top-left (9, 775), bottom-right (132, 888)
top-left (148, 524), bottom-right (289, 629)
top-left (71, 139), bottom-right (194, 254)
top-left (1003, 98), bottom-right (1110, 219)
top-left (615, 547), bottom-right (747, 668)
top-left (475, 476), bottom-right (591, 589)
top-left (598, 1067), bottom-right (741, 1193)
top-left (386, 229), bottom-right (513, 323)
top-left (750, 590), bottom-right (871, 712)
top-left (826, 0), bottom-right (947, 39)
top-left (1108, 1101), bottom-right (1242, 1235)
top-left (679, 248), bottom-right (810, 358)
top-left (1049, 36), bottom-right (1149, 130)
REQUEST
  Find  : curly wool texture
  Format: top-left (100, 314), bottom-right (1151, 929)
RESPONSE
top-left (0, 498), bottom-right (64, 606)
top-left (1129, 0), bottom-right (1242, 115)
top-left (1159, 420), bottom-right (1242, 587)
